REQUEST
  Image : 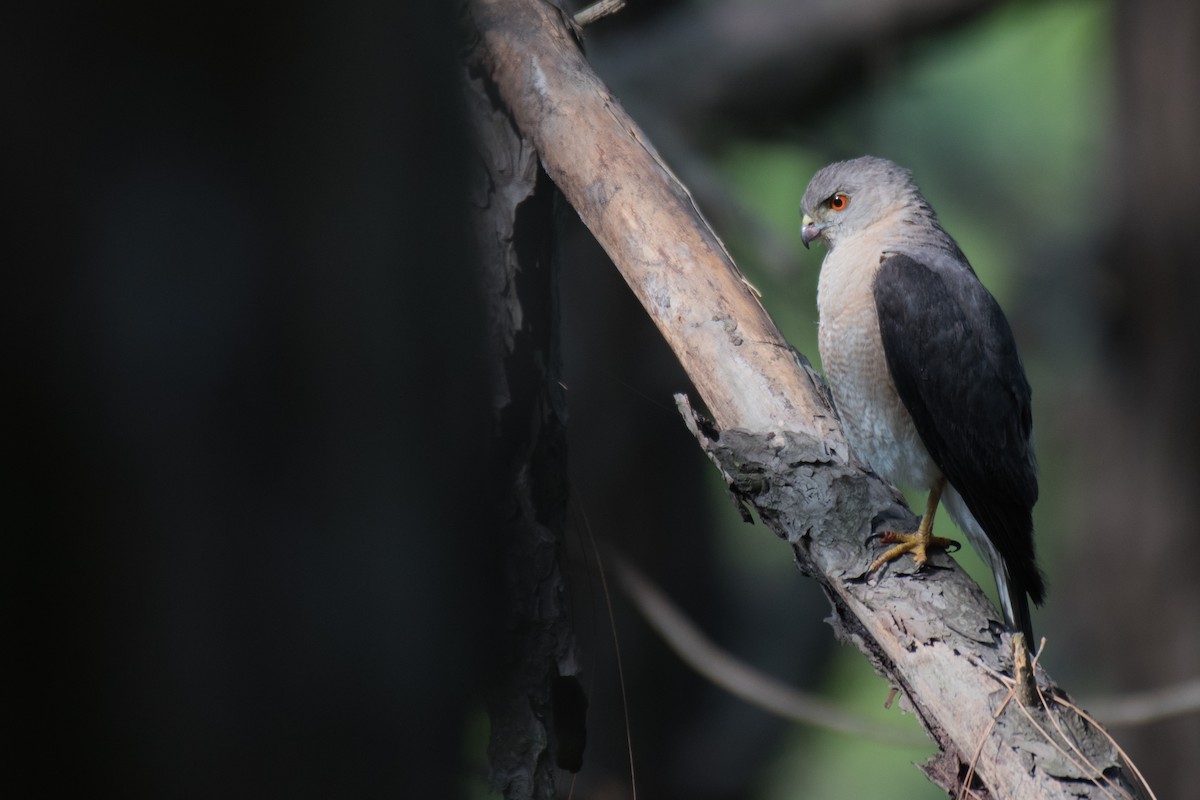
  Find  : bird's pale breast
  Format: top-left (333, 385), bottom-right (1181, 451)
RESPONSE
top-left (817, 241), bottom-right (941, 491)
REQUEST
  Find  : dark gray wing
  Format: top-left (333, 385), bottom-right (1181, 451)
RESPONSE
top-left (873, 253), bottom-right (1044, 605)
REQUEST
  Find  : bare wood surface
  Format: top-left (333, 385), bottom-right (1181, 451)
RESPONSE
top-left (467, 0), bottom-right (842, 444)
top-left (466, 0), bottom-right (1150, 796)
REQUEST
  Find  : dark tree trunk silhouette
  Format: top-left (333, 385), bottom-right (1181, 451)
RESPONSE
top-left (465, 26), bottom-right (582, 798)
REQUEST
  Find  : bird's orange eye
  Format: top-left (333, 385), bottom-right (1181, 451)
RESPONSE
top-left (829, 193), bottom-right (850, 211)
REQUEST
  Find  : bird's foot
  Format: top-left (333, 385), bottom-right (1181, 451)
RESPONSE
top-left (867, 528), bottom-right (959, 574)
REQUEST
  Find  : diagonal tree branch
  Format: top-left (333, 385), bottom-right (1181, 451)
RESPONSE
top-left (465, 0), bottom-right (1151, 797)
top-left (467, 0), bottom-right (841, 442)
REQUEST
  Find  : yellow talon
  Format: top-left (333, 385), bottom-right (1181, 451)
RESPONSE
top-left (868, 478), bottom-right (957, 573)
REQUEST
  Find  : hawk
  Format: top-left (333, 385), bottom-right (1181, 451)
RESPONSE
top-left (800, 156), bottom-right (1045, 643)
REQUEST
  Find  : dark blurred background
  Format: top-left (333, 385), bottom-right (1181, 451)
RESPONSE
top-left (6, 2), bottom-right (494, 797)
top-left (6, 0), bottom-right (1197, 798)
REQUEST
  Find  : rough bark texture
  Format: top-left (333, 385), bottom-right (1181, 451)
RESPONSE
top-left (465, 29), bottom-right (580, 800)
top-left (466, 0), bottom-right (1152, 796)
top-left (681, 401), bottom-right (1141, 799)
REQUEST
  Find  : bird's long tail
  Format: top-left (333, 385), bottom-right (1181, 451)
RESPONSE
top-left (996, 563), bottom-right (1035, 645)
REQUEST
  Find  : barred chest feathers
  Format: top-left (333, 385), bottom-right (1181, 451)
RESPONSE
top-left (816, 242), bottom-right (941, 492)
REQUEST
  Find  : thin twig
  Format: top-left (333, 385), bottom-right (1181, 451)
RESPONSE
top-left (959, 682), bottom-right (1015, 800)
top-left (1017, 691), bottom-right (1133, 800)
top-left (1021, 644), bottom-right (1132, 799)
top-left (969, 644), bottom-right (1152, 800)
top-left (574, 0), bottom-right (624, 27)
top-left (584, 526), bottom-right (639, 799)
top-left (1082, 677), bottom-right (1200, 728)
top-left (612, 556), bottom-right (927, 747)
top-left (1052, 697), bottom-right (1159, 800)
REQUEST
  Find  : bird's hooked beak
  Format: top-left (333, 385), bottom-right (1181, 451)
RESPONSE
top-left (800, 214), bottom-right (830, 249)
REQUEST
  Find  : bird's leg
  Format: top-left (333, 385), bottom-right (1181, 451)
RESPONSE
top-left (868, 478), bottom-right (959, 573)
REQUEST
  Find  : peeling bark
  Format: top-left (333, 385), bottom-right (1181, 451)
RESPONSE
top-left (465, 31), bottom-right (580, 800)
top-left (684, 405), bottom-right (1141, 797)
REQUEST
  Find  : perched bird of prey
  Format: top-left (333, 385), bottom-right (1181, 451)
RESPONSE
top-left (799, 156), bottom-right (1044, 643)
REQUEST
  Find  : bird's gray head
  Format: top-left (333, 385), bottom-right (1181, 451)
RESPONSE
top-left (799, 156), bottom-right (933, 250)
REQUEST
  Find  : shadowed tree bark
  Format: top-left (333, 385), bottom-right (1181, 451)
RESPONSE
top-left (465, 20), bottom-right (581, 798)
